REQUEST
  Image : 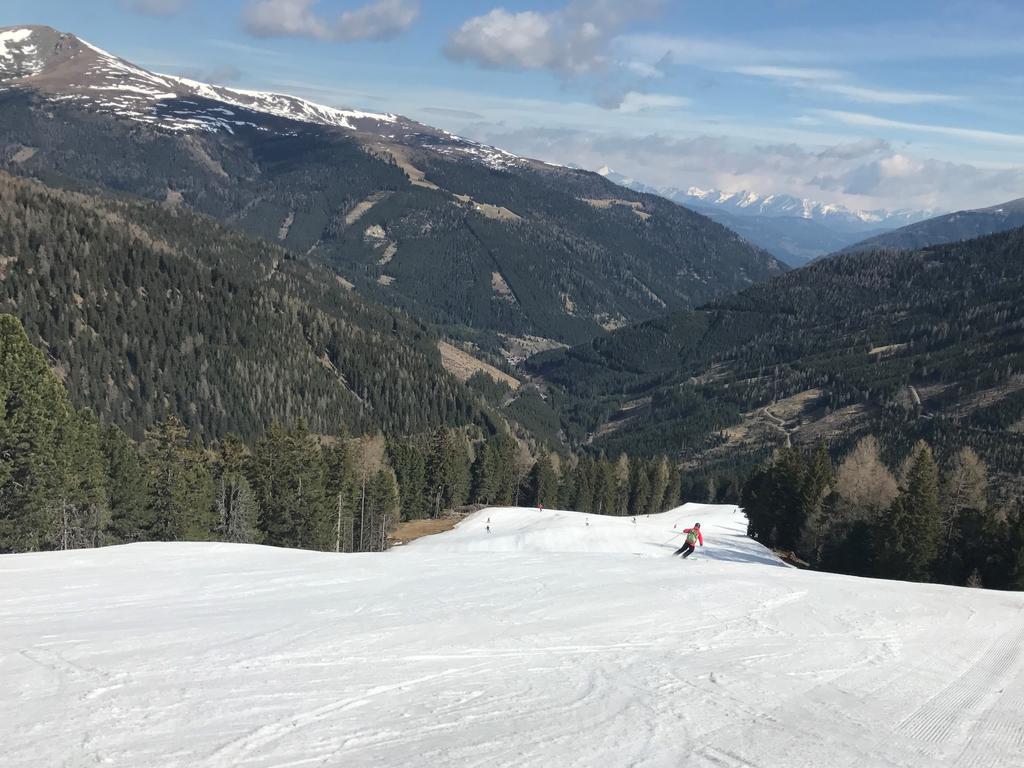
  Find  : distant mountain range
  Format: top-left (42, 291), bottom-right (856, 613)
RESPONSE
top-left (0, 25), bottom-right (783, 352)
top-left (839, 197), bottom-right (1024, 254)
top-left (596, 166), bottom-right (935, 266)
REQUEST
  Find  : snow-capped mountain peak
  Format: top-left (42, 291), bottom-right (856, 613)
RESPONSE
top-left (0, 26), bottom-right (402, 134)
top-left (599, 169), bottom-right (933, 231)
top-left (160, 75), bottom-right (399, 132)
top-left (0, 24), bottom-right (525, 170)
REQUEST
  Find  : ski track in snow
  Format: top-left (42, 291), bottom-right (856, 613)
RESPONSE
top-left (2, 503), bottom-right (1023, 767)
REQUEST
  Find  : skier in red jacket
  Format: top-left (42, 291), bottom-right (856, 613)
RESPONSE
top-left (673, 523), bottom-right (703, 558)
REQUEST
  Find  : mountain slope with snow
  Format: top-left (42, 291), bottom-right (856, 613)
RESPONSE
top-left (594, 167), bottom-right (931, 231)
top-left (676, 185), bottom-right (930, 229)
top-left (3, 503), bottom-right (1023, 767)
top-left (0, 24), bottom-right (784, 347)
top-left (595, 167), bottom-right (935, 265)
top-left (839, 197), bottom-right (1024, 255)
top-left (0, 25), bottom-right (520, 167)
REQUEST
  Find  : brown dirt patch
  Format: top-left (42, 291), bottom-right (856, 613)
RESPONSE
top-left (581, 198), bottom-right (650, 220)
top-left (11, 146), bottom-right (37, 164)
top-left (390, 514), bottom-right (467, 545)
top-left (439, 340), bottom-right (520, 390)
top-left (344, 191), bottom-right (391, 226)
top-left (949, 376), bottom-right (1024, 418)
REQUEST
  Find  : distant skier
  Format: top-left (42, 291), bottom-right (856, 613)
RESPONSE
top-left (538, 503), bottom-right (544, 512)
top-left (673, 523), bottom-right (703, 558)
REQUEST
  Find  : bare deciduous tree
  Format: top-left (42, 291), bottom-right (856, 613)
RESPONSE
top-left (834, 436), bottom-right (898, 522)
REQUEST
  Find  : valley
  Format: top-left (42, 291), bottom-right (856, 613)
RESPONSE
top-left (1, 7), bottom-right (1023, 768)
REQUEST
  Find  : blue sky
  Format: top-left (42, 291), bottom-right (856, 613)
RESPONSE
top-left (5, 0), bottom-right (1024, 212)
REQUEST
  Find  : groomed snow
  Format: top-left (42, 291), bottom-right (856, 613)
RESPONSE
top-left (2, 504), bottom-right (1023, 767)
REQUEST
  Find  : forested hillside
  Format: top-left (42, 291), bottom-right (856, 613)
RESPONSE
top-left (0, 172), bottom-right (481, 441)
top-left (0, 312), bottom-right (688, 554)
top-left (530, 227), bottom-right (1024, 500)
top-left (0, 86), bottom-right (783, 348)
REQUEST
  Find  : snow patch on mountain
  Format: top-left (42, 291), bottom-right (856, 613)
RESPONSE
top-left (162, 76), bottom-right (399, 131)
top-left (0, 25), bottom-right (528, 172)
top-left (0, 27), bottom-right (45, 77)
top-left (598, 167), bottom-right (933, 231)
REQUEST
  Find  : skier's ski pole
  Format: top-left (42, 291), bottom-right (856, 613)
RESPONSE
top-left (660, 531), bottom-right (685, 546)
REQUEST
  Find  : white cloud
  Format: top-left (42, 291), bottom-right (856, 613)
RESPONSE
top-left (445, 9), bottom-right (558, 71)
top-left (122, 0), bottom-right (189, 15)
top-left (733, 66), bottom-right (957, 106)
top-left (624, 60), bottom-right (664, 79)
top-left (619, 33), bottom-right (814, 68)
top-left (733, 65), bottom-right (843, 81)
top-left (243, 0), bottom-right (419, 42)
top-left (617, 92), bottom-right (689, 112)
top-left (459, 125), bottom-right (1024, 213)
top-left (625, 35), bottom-right (960, 105)
top-left (817, 109), bottom-right (1024, 147)
top-left (814, 83), bottom-right (957, 105)
top-left (445, 0), bottom-right (663, 76)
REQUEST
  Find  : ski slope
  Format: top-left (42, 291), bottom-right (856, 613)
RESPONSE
top-left (2, 504), bottom-right (1023, 767)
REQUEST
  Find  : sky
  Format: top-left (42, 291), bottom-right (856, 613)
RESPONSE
top-left (5, 0), bottom-right (1024, 214)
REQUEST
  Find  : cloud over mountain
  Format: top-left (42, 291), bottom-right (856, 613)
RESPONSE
top-left (461, 125), bottom-right (1024, 213)
top-left (243, 0), bottom-right (419, 42)
top-left (121, 0), bottom-right (189, 15)
top-left (444, 0), bottom-right (662, 77)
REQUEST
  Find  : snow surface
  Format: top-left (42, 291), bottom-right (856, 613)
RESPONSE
top-left (2, 503), bottom-right (1023, 767)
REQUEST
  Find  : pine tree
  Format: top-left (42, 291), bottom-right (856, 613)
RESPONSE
top-left (142, 416), bottom-right (214, 542)
top-left (251, 423), bottom-right (330, 550)
top-left (367, 468), bottom-right (400, 551)
top-left (876, 442), bottom-right (942, 581)
top-left (799, 443), bottom-right (834, 564)
top-left (594, 456), bottom-right (618, 516)
top-left (0, 314), bottom-right (70, 553)
top-left (613, 455), bottom-right (631, 515)
top-left (470, 438), bottom-right (496, 506)
top-left (666, 465), bottom-right (683, 510)
top-left (529, 452), bottom-right (559, 507)
top-left (646, 457), bottom-right (671, 515)
top-left (492, 435), bottom-right (518, 506)
top-left (773, 447), bottom-right (806, 550)
top-left (53, 408), bottom-right (110, 549)
top-left (628, 459), bottom-right (650, 517)
top-left (102, 424), bottom-right (147, 543)
top-left (389, 438), bottom-right (428, 520)
top-left (214, 435), bottom-right (260, 544)
top-left (741, 446), bottom-right (805, 550)
top-left (573, 457), bottom-right (595, 513)
top-left (325, 439), bottom-right (358, 551)
top-left (425, 428), bottom-right (470, 516)
top-left (1003, 500), bottom-right (1024, 590)
top-left (557, 457), bottom-right (578, 509)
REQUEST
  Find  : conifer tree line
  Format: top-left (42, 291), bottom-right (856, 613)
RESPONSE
top-left (742, 437), bottom-right (1024, 590)
top-left (1, 314), bottom-right (683, 555)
